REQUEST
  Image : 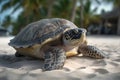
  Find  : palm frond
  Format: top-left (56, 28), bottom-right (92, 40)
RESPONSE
top-left (11, 3), bottom-right (21, 14)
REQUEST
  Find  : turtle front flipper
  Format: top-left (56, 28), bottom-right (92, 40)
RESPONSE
top-left (43, 47), bottom-right (66, 71)
top-left (78, 45), bottom-right (106, 59)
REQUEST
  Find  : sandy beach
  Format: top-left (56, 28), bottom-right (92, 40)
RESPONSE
top-left (0, 35), bottom-right (120, 80)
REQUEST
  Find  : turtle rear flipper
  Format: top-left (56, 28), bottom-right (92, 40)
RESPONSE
top-left (43, 47), bottom-right (66, 71)
top-left (78, 45), bottom-right (106, 59)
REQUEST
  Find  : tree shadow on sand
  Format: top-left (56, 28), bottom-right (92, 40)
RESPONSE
top-left (0, 53), bottom-right (44, 70)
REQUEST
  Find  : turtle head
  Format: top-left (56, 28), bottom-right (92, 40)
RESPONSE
top-left (63, 28), bottom-right (87, 46)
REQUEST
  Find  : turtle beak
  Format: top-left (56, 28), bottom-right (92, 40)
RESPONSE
top-left (75, 28), bottom-right (86, 39)
top-left (78, 28), bottom-right (87, 33)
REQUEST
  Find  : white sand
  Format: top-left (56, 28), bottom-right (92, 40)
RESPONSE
top-left (0, 35), bottom-right (120, 80)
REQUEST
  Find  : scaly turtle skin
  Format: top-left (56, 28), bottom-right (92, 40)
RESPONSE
top-left (9, 18), bottom-right (106, 71)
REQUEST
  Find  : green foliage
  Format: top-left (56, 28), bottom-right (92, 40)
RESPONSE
top-left (1, 0), bottom-right (48, 35)
top-left (1, 0), bottom-right (111, 35)
top-left (1, 15), bottom-right (12, 28)
top-left (75, 0), bottom-right (99, 28)
top-left (52, 0), bottom-right (72, 19)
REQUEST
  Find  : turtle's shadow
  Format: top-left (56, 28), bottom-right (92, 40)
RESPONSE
top-left (0, 53), bottom-right (44, 70)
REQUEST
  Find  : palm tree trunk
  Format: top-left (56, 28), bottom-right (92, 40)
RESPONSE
top-left (47, 0), bottom-right (55, 18)
top-left (117, 15), bottom-right (120, 35)
top-left (80, 0), bottom-right (84, 27)
top-left (70, 0), bottom-right (77, 22)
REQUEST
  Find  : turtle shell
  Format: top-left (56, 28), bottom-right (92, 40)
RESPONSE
top-left (9, 18), bottom-right (78, 48)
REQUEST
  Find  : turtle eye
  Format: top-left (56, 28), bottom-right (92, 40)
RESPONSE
top-left (65, 34), bottom-right (70, 40)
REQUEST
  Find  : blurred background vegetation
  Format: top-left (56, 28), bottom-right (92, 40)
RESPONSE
top-left (0, 0), bottom-right (120, 35)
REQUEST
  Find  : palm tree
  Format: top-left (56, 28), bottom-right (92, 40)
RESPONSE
top-left (47, 0), bottom-right (56, 18)
top-left (52, 0), bottom-right (72, 19)
top-left (70, 0), bottom-right (77, 22)
top-left (1, 0), bottom-right (72, 34)
top-left (1, 0), bottom-right (47, 34)
top-left (0, 0), bottom-right (102, 34)
top-left (79, 0), bottom-right (84, 27)
top-left (75, 0), bottom-right (100, 28)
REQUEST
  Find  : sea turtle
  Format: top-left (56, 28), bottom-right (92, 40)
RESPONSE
top-left (9, 18), bottom-right (106, 71)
